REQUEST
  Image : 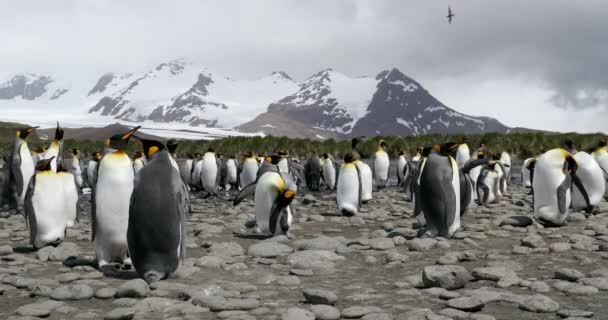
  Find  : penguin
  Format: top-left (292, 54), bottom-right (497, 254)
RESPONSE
top-left (177, 153), bottom-right (194, 188)
top-left (31, 148), bottom-right (43, 166)
top-left (411, 147), bottom-right (423, 162)
top-left (336, 152), bottom-right (362, 216)
top-left (233, 155), bottom-right (297, 236)
top-left (226, 155), bottom-right (239, 191)
top-left (133, 151), bottom-right (146, 176)
top-left (473, 143), bottom-right (489, 160)
top-left (464, 150), bottom-right (486, 200)
top-left (351, 138), bottom-right (373, 203)
top-left (455, 140), bottom-right (471, 169)
top-left (191, 155), bottom-right (204, 190)
top-left (70, 148), bottom-right (83, 189)
top-left (41, 122), bottom-right (64, 173)
top-left (476, 161), bottom-right (504, 206)
top-left (201, 146), bottom-right (221, 194)
top-left (239, 152), bottom-right (259, 189)
top-left (0, 164), bottom-right (9, 207)
top-left (9, 126), bottom-right (38, 213)
top-left (322, 153), bottom-right (338, 190)
top-left (56, 162), bottom-right (79, 228)
top-left (591, 140), bottom-right (608, 200)
top-left (521, 157), bottom-right (534, 187)
top-left (277, 150), bottom-right (290, 173)
top-left (372, 140), bottom-right (390, 190)
top-left (92, 126), bottom-right (140, 269)
top-left (217, 153), bottom-right (228, 192)
top-left (571, 151), bottom-right (604, 213)
top-left (165, 139), bottom-right (180, 171)
top-left (127, 138), bottom-right (185, 283)
top-left (532, 148), bottom-right (578, 226)
top-left (304, 153), bottom-right (322, 191)
top-left (397, 151), bottom-right (407, 187)
top-left (417, 144), bottom-right (469, 238)
top-left (499, 151), bottom-right (512, 184)
top-left (87, 152), bottom-right (101, 190)
top-left (24, 157), bottom-right (69, 248)
top-left (402, 160), bottom-right (418, 202)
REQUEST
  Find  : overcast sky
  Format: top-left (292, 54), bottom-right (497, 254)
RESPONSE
top-left (1, 0), bottom-right (606, 133)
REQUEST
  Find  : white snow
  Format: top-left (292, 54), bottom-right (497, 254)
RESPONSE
top-left (424, 106), bottom-right (446, 112)
top-left (389, 80), bottom-right (418, 92)
top-left (261, 124), bottom-right (275, 128)
top-left (396, 118), bottom-right (412, 129)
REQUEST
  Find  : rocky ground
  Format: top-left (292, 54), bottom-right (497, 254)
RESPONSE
top-left (1, 181), bottom-right (608, 320)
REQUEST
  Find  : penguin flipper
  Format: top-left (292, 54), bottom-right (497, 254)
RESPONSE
top-left (557, 173), bottom-right (572, 215)
top-left (176, 191), bottom-right (186, 262)
top-left (24, 176), bottom-right (37, 248)
top-left (233, 183), bottom-right (256, 206)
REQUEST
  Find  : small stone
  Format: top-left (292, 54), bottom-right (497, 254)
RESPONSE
top-left (247, 242), bottom-right (294, 258)
top-left (369, 238), bottom-right (395, 250)
top-left (518, 294), bottom-right (560, 313)
top-left (311, 305), bottom-right (340, 320)
top-left (555, 268), bottom-right (584, 281)
top-left (556, 309), bottom-right (594, 318)
top-left (15, 300), bottom-right (64, 317)
top-left (445, 297), bottom-right (484, 311)
top-left (341, 306), bottom-right (383, 318)
top-left (116, 279), bottom-right (150, 298)
top-left (282, 307), bottom-right (315, 320)
top-left (302, 194), bottom-right (317, 204)
top-left (303, 288), bottom-right (338, 305)
top-left (191, 295), bottom-right (260, 311)
top-left (422, 265), bottom-right (472, 290)
top-left (104, 307), bottom-right (135, 320)
top-left (549, 243), bottom-right (571, 253)
top-left (521, 235), bottom-right (546, 248)
top-left (50, 284), bottom-right (95, 300)
top-left (95, 287), bottom-right (117, 299)
top-left (408, 238), bottom-right (438, 251)
top-left (0, 245), bottom-right (14, 256)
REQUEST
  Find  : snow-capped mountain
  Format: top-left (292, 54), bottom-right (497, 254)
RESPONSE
top-left (0, 60), bottom-right (510, 139)
top-left (238, 68), bottom-right (509, 138)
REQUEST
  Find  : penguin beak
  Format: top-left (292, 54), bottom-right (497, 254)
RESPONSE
top-left (122, 126), bottom-right (141, 140)
top-left (28, 126), bottom-right (39, 132)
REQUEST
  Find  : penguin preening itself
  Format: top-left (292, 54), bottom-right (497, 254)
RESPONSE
top-left (416, 143), bottom-right (471, 238)
top-left (473, 156), bottom-right (506, 206)
top-left (234, 155), bottom-right (297, 236)
top-left (128, 138), bottom-right (186, 283)
top-left (41, 122), bottom-right (64, 173)
top-left (373, 140), bottom-right (389, 190)
top-left (24, 157), bottom-right (73, 249)
top-left (336, 152), bottom-right (362, 216)
top-left (532, 148), bottom-right (581, 226)
top-left (322, 153), bottom-right (338, 191)
top-left (9, 126), bottom-right (38, 213)
top-left (92, 126), bottom-right (140, 270)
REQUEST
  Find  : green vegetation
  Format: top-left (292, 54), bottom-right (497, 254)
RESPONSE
top-left (0, 120), bottom-right (604, 160)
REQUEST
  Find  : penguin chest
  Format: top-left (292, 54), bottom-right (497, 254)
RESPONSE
top-left (241, 160), bottom-right (258, 186)
top-left (96, 155), bottom-right (134, 228)
top-left (255, 172), bottom-right (283, 234)
top-left (58, 172), bottom-right (78, 226)
top-left (227, 160), bottom-right (237, 183)
top-left (323, 160), bottom-right (336, 187)
top-left (397, 157), bottom-right (407, 179)
top-left (202, 154), bottom-right (218, 189)
top-left (19, 143), bottom-right (35, 194)
top-left (355, 161), bottom-right (373, 200)
top-left (572, 152), bottom-right (605, 210)
top-left (337, 165), bottom-right (360, 212)
top-left (374, 152), bottom-right (389, 180)
top-left (534, 150), bottom-right (570, 221)
top-left (31, 173), bottom-right (66, 246)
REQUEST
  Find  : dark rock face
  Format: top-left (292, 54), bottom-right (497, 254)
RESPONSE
top-left (88, 73), bottom-right (115, 96)
top-left (350, 68), bottom-right (509, 136)
top-left (0, 74), bottom-right (53, 100)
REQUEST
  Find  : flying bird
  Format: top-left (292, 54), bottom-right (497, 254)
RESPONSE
top-left (447, 6), bottom-right (455, 24)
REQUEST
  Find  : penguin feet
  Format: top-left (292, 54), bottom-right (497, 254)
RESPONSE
top-left (143, 270), bottom-right (163, 284)
top-left (585, 205), bottom-right (600, 215)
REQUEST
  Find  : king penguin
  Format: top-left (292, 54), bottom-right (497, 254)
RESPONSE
top-left (87, 152), bottom-right (101, 190)
top-left (397, 151), bottom-right (407, 187)
top-left (499, 151), bottom-right (512, 185)
top-left (373, 140), bottom-right (390, 190)
top-left (165, 139), bottom-right (180, 171)
top-left (177, 153), bottom-right (194, 188)
top-left (233, 155), bottom-right (297, 236)
top-left (455, 139), bottom-right (470, 169)
top-left (226, 155), bottom-right (239, 191)
top-left (521, 157), bottom-right (534, 188)
top-left (239, 152), bottom-right (258, 189)
top-left (417, 144), bottom-right (469, 238)
top-left (93, 126), bottom-right (140, 270)
top-left (57, 162), bottom-right (79, 228)
top-left (352, 137), bottom-right (373, 203)
top-left (532, 148), bottom-right (579, 226)
top-left (304, 152), bottom-right (322, 191)
top-left (133, 151), bottom-right (146, 176)
top-left (70, 148), bottom-right (83, 189)
top-left (591, 140), bottom-right (608, 200)
top-left (191, 154), bottom-right (204, 190)
top-left (571, 151), bottom-right (604, 213)
top-left (24, 157), bottom-right (69, 248)
top-left (201, 146), bottom-right (221, 195)
top-left (322, 153), bottom-right (338, 191)
top-left (9, 126), bottom-right (38, 213)
top-left (336, 153), bottom-right (362, 216)
top-left (41, 122), bottom-right (64, 173)
top-left (128, 138), bottom-right (186, 283)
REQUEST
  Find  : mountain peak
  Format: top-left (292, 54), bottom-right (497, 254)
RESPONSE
top-left (270, 71), bottom-right (293, 81)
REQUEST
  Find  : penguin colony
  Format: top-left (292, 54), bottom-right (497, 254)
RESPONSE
top-left (2, 123), bottom-right (608, 284)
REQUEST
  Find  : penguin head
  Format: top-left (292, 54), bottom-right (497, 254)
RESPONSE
top-left (322, 153), bottom-right (330, 159)
top-left (135, 137), bottom-right (165, 160)
top-left (207, 146), bottom-right (215, 153)
top-left (476, 151), bottom-right (485, 159)
top-left (343, 152), bottom-right (356, 163)
top-left (398, 151), bottom-right (405, 156)
top-left (107, 126), bottom-right (140, 151)
top-left (564, 139), bottom-right (575, 150)
top-left (72, 148), bottom-right (79, 156)
top-left (92, 152), bottom-right (101, 161)
top-left (599, 139), bottom-right (607, 148)
top-left (35, 156), bottom-right (54, 172)
top-left (54, 122), bottom-right (64, 141)
top-left (16, 126), bottom-right (38, 140)
top-left (166, 139), bottom-right (179, 154)
top-left (266, 155), bottom-right (282, 164)
top-left (379, 140), bottom-right (387, 149)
